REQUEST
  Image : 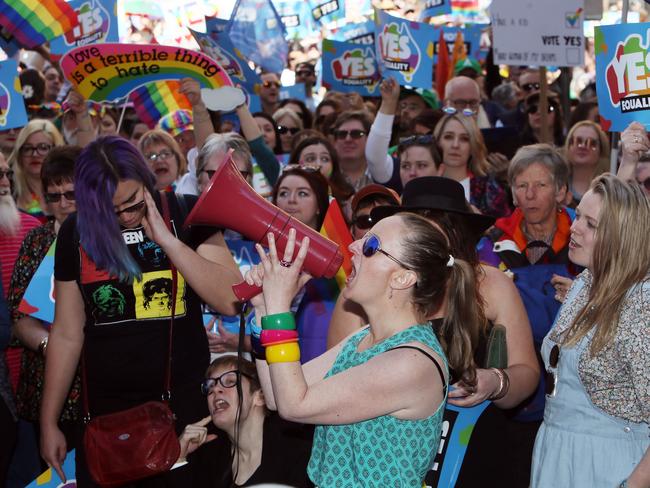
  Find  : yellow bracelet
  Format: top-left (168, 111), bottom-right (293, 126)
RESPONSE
top-left (266, 341), bottom-right (300, 364)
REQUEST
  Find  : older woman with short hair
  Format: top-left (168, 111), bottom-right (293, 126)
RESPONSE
top-left (138, 129), bottom-right (188, 191)
top-left (196, 133), bottom-right (254, 193)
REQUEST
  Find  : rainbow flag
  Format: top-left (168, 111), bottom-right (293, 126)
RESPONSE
top-left (0, 0), bottom-right (77, 49)
top-left (129, 80), bottom-right (192, 129)
top-left (319, 199), bottom-right (353, 291)
top-left (451, 0), bottom-right (480, 18)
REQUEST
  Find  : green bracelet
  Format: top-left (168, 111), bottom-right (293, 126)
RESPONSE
top-left (261, 312), bottom-right (296, 331)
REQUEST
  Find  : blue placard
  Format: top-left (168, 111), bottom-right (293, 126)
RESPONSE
top-left (309, 0), bottom-right (346, 25)
top-left (189, 28), bottom-right (261, 95)
top-left (321, 39), bottom-right (380, 96)
top-left (280, 82), bottom-right (307, 102)
top-left (205, 16), bottom-right (230, 41)
top-left (419, 0), bottom-right (452, 21)
top-left (595, 22), bottom-right (650, 131)
top-left (26, 449), bottom-right (76, 487)
top-left (330, 19), bottom-right (375, 45)
top-left (275, 0), bottom-right (316, 40)
top-left (0, 59), bottom-right (29, 131)
top-left (50, 0), bottom-right (119, 59)
top-left (432, 25), bottom-right (484, 64)
top-left (374, 8), bottom-right (436, 90)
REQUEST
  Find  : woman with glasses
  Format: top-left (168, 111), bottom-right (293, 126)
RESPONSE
top-left (138, 129), bottom-right (188, 192)
top-left (563, 121), bottom-right (610, 208)
top-left (273, 108), bottom-right (303, 154)
top-left (7, 119), bottom-right (64, 221)
top-left (7, 146), bottom-right (81, 453)
top-left (40, 136), bottom-right (242, 485)
top-left (172, 356), bottom-right (314, 487)
top-left (531, 174), bottom-right (650, 488)
top-left (520, 92), bottom-right (565, 148)
top-left (244, 208), bottom-right (488, 487)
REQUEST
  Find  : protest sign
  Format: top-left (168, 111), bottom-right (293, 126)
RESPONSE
top-left (432, 25), bottom-right (483, 64)
top-left (309, 0), bottom-right (346, 25)
top-left (374, 8), bottom-right (435, 90)
top-left (50, 0), bottom-right (119, 59)
top-left (129, 80), bottom-right (191, 129)
top-left (0, 59), bottom-right (29, 130)
top-left (60, 43), bottom-right (244, 111)
top-left (26, 449), bottom-right (76, 487)
top-left (595, 23), bottom-right (650, 131)
top-left (491, 0), bottom-right (585, 67)
top-left (321, 39), bottom-right (380, 96)
top-left (419, 0), bottom-right (452, 21)
top-left (18, 240), bottom-right (56, 323)
top-left (205, 16), bottom-right (229, 40)
top-left (190, 28), bottom-right (261, 94)
top-left (330, 19), bottom-right (375, 45)
top-left (275, 0), bottom-right (316, 40)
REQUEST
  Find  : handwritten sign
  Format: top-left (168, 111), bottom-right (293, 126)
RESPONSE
top-left (0, 59), bottom-right (28, 130)
top-left (60, 43), bottom-right (239, 111)
top-left (322, 39), bottom-right (380, 96)
top-left (595, 23), bottom-right (650, 131)
top-left (491, 0), bottom-right (585, 67)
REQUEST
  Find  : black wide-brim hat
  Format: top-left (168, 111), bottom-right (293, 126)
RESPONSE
top-left (370, 176), bottom-right (495, 235)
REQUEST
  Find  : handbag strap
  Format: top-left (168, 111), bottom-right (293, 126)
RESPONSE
top-left (81, 191), bottom-right (177, 421)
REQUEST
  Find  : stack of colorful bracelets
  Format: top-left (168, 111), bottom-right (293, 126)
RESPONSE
top-left (259, 312), bottom-right (300, 364)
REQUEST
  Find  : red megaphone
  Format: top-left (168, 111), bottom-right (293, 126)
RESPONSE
top-left (184, 152), bottom-right (343, 301)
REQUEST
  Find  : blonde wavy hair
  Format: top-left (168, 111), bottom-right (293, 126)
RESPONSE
top-left (434, 114), bottom-right (488, 177)
top-left (8, 119), bottom-right (64, 202)
top-left (564, 174), bottom-right (650, 354)
top-left (564, 120), bottom-right (610, 177)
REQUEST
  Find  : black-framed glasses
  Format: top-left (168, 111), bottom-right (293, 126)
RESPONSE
top-left (362, 233), bottom-right (412, 270)
top-left (262, 80), bottom-right (281, 89)
top-left (333, 129), bottom-right (366, 140)
top-left (442, 106), bottom-right (475, 117)
top-left (45, 190), bottom-right (75, 203)
top-left (521, 82), bottom-right (541, 92)
top-left (544, 344), bottom-right (560, 397)
top-left (569, 136), bottom-right (599, 150)
top-left (352, 214), bottom-right (373, 230)
top-left (0, 169), bottom-right (13, 180)
top-left (527, 104), bottom-right (555, 115)
top-left (277, 125), bottom-right (300, 136)
top-left (115, 199), bottom-right (146, 217)
top-left (145, 149), bottom-right (174, 162)
top-left (20, 143), bottom-right (52, 157)
top-left (201, 370), bottom-right (251, 395)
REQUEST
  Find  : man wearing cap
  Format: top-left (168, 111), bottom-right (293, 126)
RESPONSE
top-left (349, 184), bottom-right (400, 240)
top-left (158, 109), bottom-right (196, 159)
top-left (398, 87), bottom-right (439, 134)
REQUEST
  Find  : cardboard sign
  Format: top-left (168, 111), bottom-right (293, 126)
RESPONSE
top-left (60, 43), bottom-right (243, 111)
top-left (595, 23), bottom-right (650, 131)
top-left (310, 0), bottom-right (346, 25)
top-left (321, 39), bottom-right (380, 96)
top-left (374, 8), bottom-right (435, 90)
top-left (491, 0), bottom-right (585, 67)
top-left (275, 0), bottom-right (316, 40)
top-left (26, 449), bottom-right (76, 487)
top-left (18, 240), bottom-right (56, 323)
top-left (0, 59), bottom-right (29, 130)
top-left (330, 19), bottom-right (375, 45)
top-left (205, 16), bottom-right (229, 40)
top-left (419, 0), bottom-right (452, 21)
top-left (50, 0), bottom-right (119, 59)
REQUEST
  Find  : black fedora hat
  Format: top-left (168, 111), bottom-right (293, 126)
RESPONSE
top-left (370, 176), bottom-right (495, 234)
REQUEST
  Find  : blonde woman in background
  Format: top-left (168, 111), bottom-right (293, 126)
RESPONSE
top-left (138, 129), bottom-right (188, 192)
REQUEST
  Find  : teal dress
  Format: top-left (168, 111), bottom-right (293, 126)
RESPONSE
top-left (308, 324), bottom-right (447, 488)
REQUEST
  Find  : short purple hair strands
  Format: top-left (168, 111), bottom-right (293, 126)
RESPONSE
top-left (75, 136), bottom-right (157, 283)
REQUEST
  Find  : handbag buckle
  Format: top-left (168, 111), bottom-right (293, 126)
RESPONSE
top-left (83, 414), bottom-right (91, 424)
top-left (161, 390), bottom-right (171, 402)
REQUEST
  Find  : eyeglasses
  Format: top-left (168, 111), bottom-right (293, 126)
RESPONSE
top-left (333, 129), bottom-right (366, 140)
top-left (0, 169), bottom-right (13, 180)
top-left (544, 344), bottom-right (560, 397)
top-left (145, 149), bottom-right (174, 162)
top-left (352, 214), bottom-right (373, 230)
top-left (442, 106), bottom-right (475, 117)
top-left (200, 370), bottom-right (251, 395)
top-left (277, 125), bottom-right (300, 136)
top-left (20, 143), bottom-right (52, 157)
top-left (526, 104), bottom-right (555, 115)
top-left (569, 136), bottom-right (599, 150)
top-left (448, 98), bottom-right (480, 111)
top-left (521, 82), bottom-right (541, 92)
top-left (282, 163), bottom-right (321, 173)
top-left (115, 199), bottom-right (146, 217)
top-left (362, 233), bottom-right (412, 270)
top-left (45, 190), bottom-right (75, 203)
top-left (262, 80), bottom-right (281, 89)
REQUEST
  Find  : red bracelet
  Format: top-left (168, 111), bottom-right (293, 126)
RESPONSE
top-left (261, 329), bottom-right (299, 347)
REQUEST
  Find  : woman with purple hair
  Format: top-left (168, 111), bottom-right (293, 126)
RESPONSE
top-left (39, 136), bottom-right (242, 486)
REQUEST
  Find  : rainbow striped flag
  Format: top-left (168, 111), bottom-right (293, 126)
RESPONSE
top-left (319, 199), bottom-right (353, 291)
top-left (0, 0), bottom-right (77, 49)
top-left (129, 80), bottom-right (192, 129)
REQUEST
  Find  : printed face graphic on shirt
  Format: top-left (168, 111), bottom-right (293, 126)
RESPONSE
top-left (134, 270), bottom-right (186, 319)
top-left (92, 284), bottom-right (126, 318)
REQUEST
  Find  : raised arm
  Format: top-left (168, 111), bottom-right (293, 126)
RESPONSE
top-left (365, 78), bottom-right (400, 183)
top-left (236, 102), bottom-right (280, 185)
top-left (618, 122), bottom-right (649, 183)
top-left (180, 78), bottom-right (214, 150)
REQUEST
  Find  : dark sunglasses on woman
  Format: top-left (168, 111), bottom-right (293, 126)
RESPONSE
top-left (45, 191), bottom-right (76, 203)
top-left (333, 129), bottom-right (366, 141)
top-left (527, 104), bottom-right (555, 115)
top-left (277, 125), bottom-right (300, 135)
top-left (352, 214), bottom-right (373, 230)
top-left (362, 233), bottom-right (412, 270)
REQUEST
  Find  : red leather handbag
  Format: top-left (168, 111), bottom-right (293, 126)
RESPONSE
top-left (82, 193), bottom-right (181, 487)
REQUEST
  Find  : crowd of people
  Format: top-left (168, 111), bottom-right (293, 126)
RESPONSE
top-left (0, 14), bottom-right (649, 488)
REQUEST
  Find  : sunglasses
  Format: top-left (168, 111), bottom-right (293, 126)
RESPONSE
top-left (200, 370), bottom-right (252, 395)
top-left (0, 169), bottom-right (13, 180)
top-left (362, 233), bottom-right (412, 271)
top-left (277, 125), bottom-right (300, 136)
top-left (145, 149), bottom-right (174, 162)
top-left (544, 344), bottom-right (560, 397)
top-left (262, 80), bottom-right (281, 89)
top-left (521, 82), bottom-right (541, 92)
top-left (115, 199), bottom-right (146, 217)
top-left (45, 190), bottom-right (75, 203)
top-left (569, 136), bottom-right (599, 150)
top-left (527, 104), bottom-right (555, 115)
top-left (442, 106), bottom-right (475, 117)
top-left (352, 214), bottom-right (373, 230)
top-left (20, 143), bottom-right (52, 157)
top-left (333, 129), bottom-right (366, 140)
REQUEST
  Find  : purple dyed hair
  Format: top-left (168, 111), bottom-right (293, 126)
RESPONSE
top-left (75, 136), bottom-right (157, 282)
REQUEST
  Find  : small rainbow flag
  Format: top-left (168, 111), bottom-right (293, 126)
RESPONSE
top-left (129, 80), bottom-right (192, 129)
top-left (319, 199), bottom-right (353, 291)
top-left (0, 0), bottom-right (77, 49)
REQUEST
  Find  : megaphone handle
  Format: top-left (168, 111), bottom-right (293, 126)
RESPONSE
top-left (232, 281), bottom-right (263, 302)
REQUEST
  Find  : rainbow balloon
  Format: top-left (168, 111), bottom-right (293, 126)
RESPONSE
top-left (61, 43), bottom-right (235, 111)
top-left (0, 0), bottom-right (77, 49)
top-left (129, 80), bottom-right (192, 129)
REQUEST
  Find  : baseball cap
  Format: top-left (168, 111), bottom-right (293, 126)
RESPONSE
top-left (351, 184), bottom-right (401, 213)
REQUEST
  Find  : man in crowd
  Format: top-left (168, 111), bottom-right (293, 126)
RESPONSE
top-left (331, 111), bottom-right (373, 191)
top-left (259, 72), bottom-right (281, 116)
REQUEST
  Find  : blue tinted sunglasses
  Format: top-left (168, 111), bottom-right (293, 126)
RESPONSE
top-left (362, 233), bottom-right (412, 270)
